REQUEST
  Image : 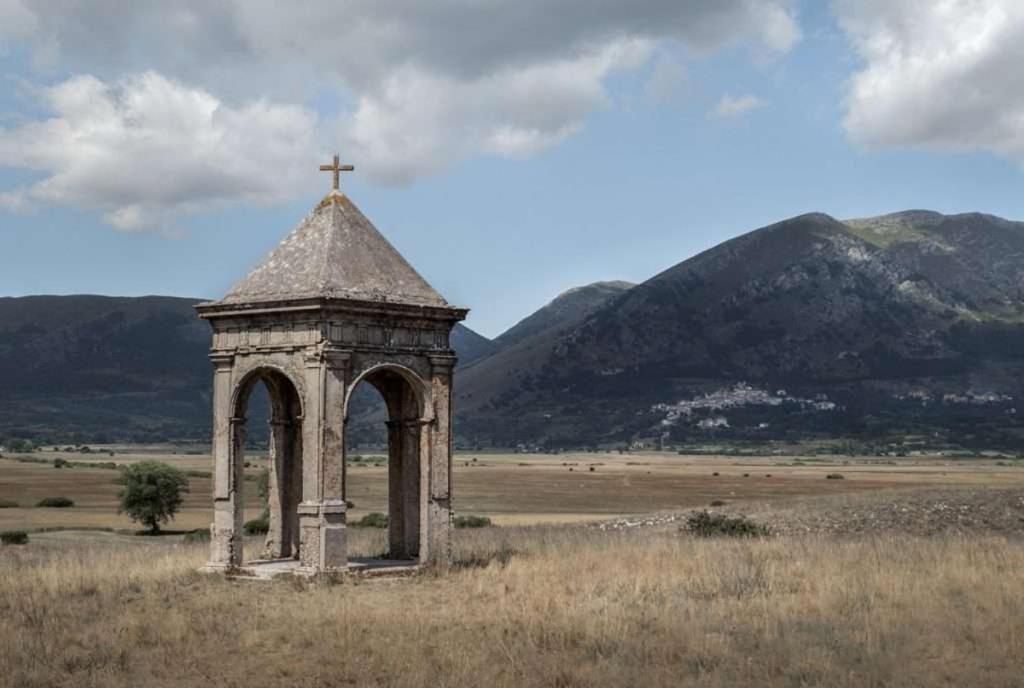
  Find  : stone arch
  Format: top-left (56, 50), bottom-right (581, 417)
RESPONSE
top-left (344, 362), bottom-right (433, 560)
top-left (343, 362), bottom-right (432, 423)
top-left (231, 365), bottom-right (305, 561)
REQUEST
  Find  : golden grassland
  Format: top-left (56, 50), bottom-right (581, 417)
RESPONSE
top-left (3, 449), bottom-right (1023, 532)
top-left (1, 527), bottom-right (1023, 688)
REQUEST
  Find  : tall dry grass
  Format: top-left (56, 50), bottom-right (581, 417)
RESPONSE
top-left (1, 528), bottom-right (1022, 687)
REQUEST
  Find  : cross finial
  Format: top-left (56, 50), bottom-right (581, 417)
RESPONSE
top-left (319, 154), bottom-right (354, 192)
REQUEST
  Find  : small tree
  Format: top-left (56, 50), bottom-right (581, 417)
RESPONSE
top-left (117, 461), bottom-right (189, 533)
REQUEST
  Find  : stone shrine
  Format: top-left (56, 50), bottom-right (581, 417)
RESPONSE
top-left (196, 156), bottom-right (467, 574)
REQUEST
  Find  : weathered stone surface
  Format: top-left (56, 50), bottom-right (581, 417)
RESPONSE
top-left (197, 185), bottom-right (466, 575)
top-left (214, 191), bottom-right (449, 308)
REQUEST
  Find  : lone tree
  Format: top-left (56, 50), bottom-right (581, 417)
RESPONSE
top-left (117, 461), bottom-right (190, 534)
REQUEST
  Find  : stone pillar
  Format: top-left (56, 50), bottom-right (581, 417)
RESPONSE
top-left (298, 349), bottom-right (324, 571)
top-left (385, 418), bottom-right (422, 560)
top-left (264, 419), bottom-right (290, 559)
top-left (424, 355), bottom-right (456, 565)
top-left (297, 345), bottom-right (350, 572)
top-left (208, 354), bottom-right (244, 570)
top-left (320, 348), bottom-right (350, 569)
top-left (386, 419), bottom-right (406, 558)
top-left (401, 420), bottom-right (421, 559)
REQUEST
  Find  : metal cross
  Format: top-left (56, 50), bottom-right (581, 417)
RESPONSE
top-left (319, 154), bottom-right (354, 191)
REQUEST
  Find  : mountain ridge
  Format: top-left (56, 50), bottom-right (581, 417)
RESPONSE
top-left (3, 208), bottom-right (1024, 450)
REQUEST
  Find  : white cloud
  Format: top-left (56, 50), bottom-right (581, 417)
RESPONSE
top-left (711, 94), bottom-right (766, 118)
top-left (0, 1), bottom-right (801, 231)
top-left (837, 0), bottom-right (1024, 164)
top-left (345, 40), bottom-right (652, 183)
top-left (0, 72), bottom-right (318, 231)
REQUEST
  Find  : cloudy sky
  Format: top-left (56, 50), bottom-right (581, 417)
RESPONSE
top-left (2, 1), bottom-right (1024, 336)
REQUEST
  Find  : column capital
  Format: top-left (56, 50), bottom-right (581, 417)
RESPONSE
top-left (322, 346), bottom-right (351, 369)
top-left (386, 418), bottom-right (432, 429)
top-left (210, 352), bottom-right (235, 370)
top-left (304, 344), bottom-right (351, 369)
top-left (428, 354), bottom-right (457, 373)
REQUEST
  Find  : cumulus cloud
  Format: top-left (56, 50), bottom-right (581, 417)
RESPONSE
top-left (711, 94), bottom-right (766, 118)
top-left (837, 0), bottom-right (1024, 164)
top-left (0, 0), bottom-right (801, 230)
top-left (0, 72), bottom-right (318, 231)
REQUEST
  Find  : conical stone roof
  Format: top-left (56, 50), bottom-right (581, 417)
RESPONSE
top-left (216, 191), bottom-right (449, 308)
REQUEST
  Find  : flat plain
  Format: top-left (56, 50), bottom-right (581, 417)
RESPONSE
top-left (3, 447), bottom-right (1024, 532)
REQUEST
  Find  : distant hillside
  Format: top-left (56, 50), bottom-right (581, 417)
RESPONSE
top-left (456, 211), bottom-right (1024, 450)
top-left (0, 295), bottom-right (210, 443)
top-left (6, 210), bottom-right (1024, 451)
top-left (0, 295), bottom-right (492, 444)
top-left (494, 281), bottom-right (634, 350)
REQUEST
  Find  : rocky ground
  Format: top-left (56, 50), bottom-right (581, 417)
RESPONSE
top-left (598, 486), bottom-right (1024, 538)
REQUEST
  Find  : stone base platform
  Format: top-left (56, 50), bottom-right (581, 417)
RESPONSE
top-left (201, 557), bottom-right (422, 581)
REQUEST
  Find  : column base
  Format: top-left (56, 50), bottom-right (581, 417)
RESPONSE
top-left (298, 500), bottom-right (349, 572)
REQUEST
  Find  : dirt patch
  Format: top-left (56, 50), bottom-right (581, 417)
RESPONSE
top-left (599, 487), bottom-right (1024, 538)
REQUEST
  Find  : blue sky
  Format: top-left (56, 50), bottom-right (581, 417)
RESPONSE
top-left (2, 1), bottom-right (1023, 337)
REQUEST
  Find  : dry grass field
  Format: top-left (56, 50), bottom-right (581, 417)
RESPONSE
top-left (3, 447), bottom-right (1024, 686)
top-left (2, 528), bottom-right (1023, 687)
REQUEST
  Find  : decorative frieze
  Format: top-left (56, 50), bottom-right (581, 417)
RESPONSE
top-left (211, 319), bottom-right (452, 354)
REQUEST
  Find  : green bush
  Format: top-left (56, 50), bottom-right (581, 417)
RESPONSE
top-left (244, 516), bottom-right (269, 535)
top-left (686, 510), bottom-right (769, 538)
top-left (0, 531), bottom-right (28, 545)
top-left (53, 458), bottom-right (67, 468)
top-left (183, 529), bottom-right (211, 543)
top-left (0, 499), bottom-right (19, 508)
top-left (117, 461), bottom-right (190, 533)
top-left (826, 473), bottom-right (845, 480)
top-left (454, 514), bottom-right (492, 529)
top-left (354, 512), bottom-right (389, 528)
top-left (36, 497), bottom-right (74, 508)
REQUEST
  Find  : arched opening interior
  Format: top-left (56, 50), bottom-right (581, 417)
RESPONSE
top-left (234, 369), bottom-right (304, 561)
top-left (345, 366), bottom-right (426, 561)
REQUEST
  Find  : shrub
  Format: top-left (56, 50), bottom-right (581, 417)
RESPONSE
top-left (686, 510), bottom-right (769, 538)
top-left (355, 512), bottom-right (389, 528)
top-left (826, 473), bottom-right (846, 480)
top-left (36, 497), bottom-right (74, 508)
top-left (0, 531), bottom-right (28, 545)
top-left (454, 514), bottom-right (492, 529)
top-left (0, 499), bottom-right (18, 508)
top-left (244, 516), bottom-right (269, 535)
top-left (183, 529), bottom-right (210, 543)
top-left (710, 500), bottom-right (727, 507)
top-left (117, 461), bottom-right (190, 533)
top-left (53, 458), bottom-right (67, 468)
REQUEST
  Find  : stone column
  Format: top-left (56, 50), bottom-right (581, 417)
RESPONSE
top-left (397, 419), bottom-right (417, 556)
top-left (424, 355), bottom-right (456, 565)
top-left (320, 347), bottom-right (350, 569)
top-left (297, 345), bottom-right (350, 573)
top-left (208, 354), bottom-right (244, 570)
top-left (298, 348), bottom-right (324, 571)
top-left (386, 419), bottom-right (406, 558)
top-left (264, 419), bottom-right (291, 559)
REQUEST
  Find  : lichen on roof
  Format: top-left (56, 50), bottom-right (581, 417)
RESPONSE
top-left (216, 190), bottom-right (450, 308)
